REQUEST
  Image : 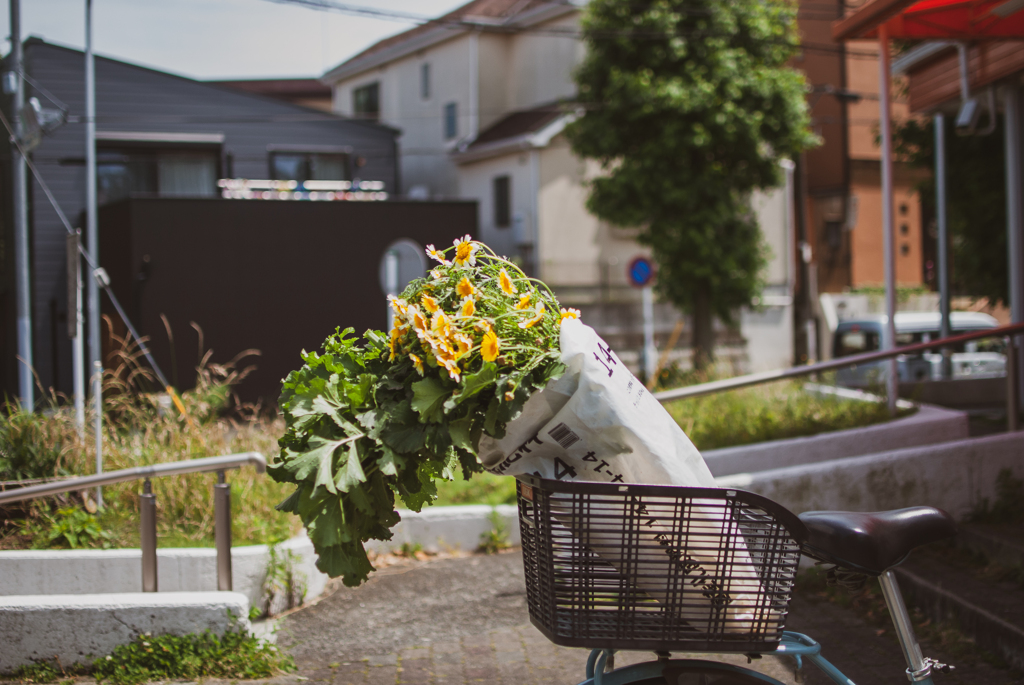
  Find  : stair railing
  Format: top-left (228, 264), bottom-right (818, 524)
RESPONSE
top-left (0, 452), bottom-right (267, 593)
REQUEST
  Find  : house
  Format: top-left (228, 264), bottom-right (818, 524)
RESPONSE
top-left (0, 38), bottom-right (459, 402)
top-left (209, 78), bottom-right (333, 112)
top-left (321, 0), bottom-right (797, 373)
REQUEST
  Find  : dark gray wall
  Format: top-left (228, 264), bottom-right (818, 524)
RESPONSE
top-left (7, 39), bottom-right (400, 400)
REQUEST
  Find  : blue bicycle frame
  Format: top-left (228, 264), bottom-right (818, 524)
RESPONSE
top-left (578, 631), bottom-right (936, 685)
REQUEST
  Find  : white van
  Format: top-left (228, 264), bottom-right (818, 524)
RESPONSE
top-left (833, 312), bottom-right (1004, 388)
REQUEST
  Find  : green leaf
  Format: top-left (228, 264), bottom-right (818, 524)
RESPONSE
top-left (448, 417), bottom-right (474, 453)
top-left (411, 377), bottom-right (449, 423)
top-left (444, 363), bottom-right (496, 412)
top-left (335, 441), bottom-right (367, 493)
top-left (376, 444), bottom-right (405, 477)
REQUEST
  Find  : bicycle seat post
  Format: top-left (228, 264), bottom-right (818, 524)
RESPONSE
top-left (878, 570), bottom-right (931, 682)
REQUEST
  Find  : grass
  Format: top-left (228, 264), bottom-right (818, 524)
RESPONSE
top-left (5, 628), bottom-right (294, 684)
top-left (0, 333), bottom-right (298, 551)
top-left (662, 376), bottom-right (908, 451)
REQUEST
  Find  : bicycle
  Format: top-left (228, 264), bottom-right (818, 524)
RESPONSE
top-left (514, 474), bottom-right (958, 685)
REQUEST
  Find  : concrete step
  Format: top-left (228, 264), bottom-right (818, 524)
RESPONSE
top-left (897, 545), bottom-right (1024, 671)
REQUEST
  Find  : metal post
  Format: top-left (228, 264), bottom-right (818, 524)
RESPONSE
top-left (1008, 336), bottom-right (1018, 432)
top-left (86, 0), bottom-right (103, 506)
top-left (140, 478), bottom-right (157, 592)
top-left (935, 113), bottom-right (953, 380)
top-left (642, 285), bottom-right (655, 383)
top-left (68, 231), bottom-right (85, 435)
top-left (385, 249), bottom-right (398, 331)
top-left (9, 0), bottom-right (33, 409)
top-left (1004, 83), bottom-right (1024, 411)
top-left (878, 571), bottom-right (931, 681)
top-left (214, 471), bottom-right (233, 591)
top-left (878, 27), bottom-right (898, 416)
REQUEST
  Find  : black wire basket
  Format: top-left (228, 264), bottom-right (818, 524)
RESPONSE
top-left (516, 475), bottom-right (808, 653)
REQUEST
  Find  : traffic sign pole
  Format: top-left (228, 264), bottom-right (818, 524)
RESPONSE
top-left (627, 256), bottom-right (657, 383)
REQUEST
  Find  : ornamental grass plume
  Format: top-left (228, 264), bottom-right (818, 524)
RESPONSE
top-left (270, 238), bottom-right (571, 586)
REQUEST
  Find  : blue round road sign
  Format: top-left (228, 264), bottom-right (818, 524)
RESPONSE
top-left (628, 256), bottom-right (654, 288)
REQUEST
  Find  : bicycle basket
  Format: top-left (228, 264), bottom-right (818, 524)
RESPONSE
top-left (516, 475), bottom-right (808, 653)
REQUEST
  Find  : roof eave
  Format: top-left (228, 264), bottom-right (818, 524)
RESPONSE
top-left (832, 0), bottom-right (918, 41)
top-left (451, 112), bottom-right (576, 164)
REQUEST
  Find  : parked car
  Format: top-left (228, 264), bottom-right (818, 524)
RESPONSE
top-left (833, 312), bottom-right (1004, 388)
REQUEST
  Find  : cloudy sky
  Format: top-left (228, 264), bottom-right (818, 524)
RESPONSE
top-left (1, 0), bottom-right (467, 79)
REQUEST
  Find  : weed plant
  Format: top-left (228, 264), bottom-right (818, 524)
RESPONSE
top-left (0, 327), bottom-right (297, 550)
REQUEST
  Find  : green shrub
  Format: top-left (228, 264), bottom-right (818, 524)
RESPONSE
top-left (0, 406), bottom-right (78, 481)
top-left (25, 506), bottom-right (112, 549)
top-left (91, 630), bottom-right (294, 685)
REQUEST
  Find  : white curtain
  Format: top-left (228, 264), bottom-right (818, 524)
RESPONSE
top-left (157, 153), bottom-right (217, 197)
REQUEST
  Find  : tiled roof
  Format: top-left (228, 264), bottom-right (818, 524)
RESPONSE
top-left (341, 0), bottom-right (553, 66)
top-left (467, 102), bottom-right (566, 148)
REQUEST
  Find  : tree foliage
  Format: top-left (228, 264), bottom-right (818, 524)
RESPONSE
top-left (565, 0), bottom-right (817, 366)
top-left (893, 116), bottom-right (1007, 305)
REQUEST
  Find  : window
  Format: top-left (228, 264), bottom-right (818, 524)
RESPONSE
top-left (96, 147), bottom-right (218, 205)
top-left (270, 152), bottom-right (350, 182)
top-left (353, 82), bottom-right (380, 122)
top-left (493, 175), bottom-right (511, 228)
top-left (420, 63), bottom-right (430, 100)
top-left (444, 102), bottom-right (458, 140)
top-left (835, 328), bottom-right (879, 357)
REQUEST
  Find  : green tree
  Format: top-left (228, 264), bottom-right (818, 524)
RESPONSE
top-left (893, 117), bottom-right (1006, 305)
top-left (566, 0), bottom-right (817, 369)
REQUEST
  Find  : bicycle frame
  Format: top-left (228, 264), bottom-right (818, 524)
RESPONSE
top-left (578, 572), bottom-right (942, 685)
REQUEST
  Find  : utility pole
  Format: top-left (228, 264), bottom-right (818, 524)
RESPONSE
top-left (85, 0), bottom-right (104, 506)
top-left (9, 0), bottom-right (33, 409)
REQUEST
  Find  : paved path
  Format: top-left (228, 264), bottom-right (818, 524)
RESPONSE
top-left (277, 550), bottom-right (1022, 685)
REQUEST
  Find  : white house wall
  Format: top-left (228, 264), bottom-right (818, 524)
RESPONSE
top-left (332, 35), bottom-right (475, 198)
top-left (456, 152), bottom-right (535, 260)
top-left (505, 13), bottom-right (584, 110)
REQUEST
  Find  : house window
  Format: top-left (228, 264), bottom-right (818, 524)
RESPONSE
top-left (421, 63), bottom-right (430, 100)
top-left (353, 82), bottom-right (380, 122)
top-left (494, 175), bottom-right (511, 228)
top-left (96, 147), bottom-right (218, 205)
top-left (444, 102), bottom-right (458, 140)
top-left (270, 152), bottom-right (350, 182)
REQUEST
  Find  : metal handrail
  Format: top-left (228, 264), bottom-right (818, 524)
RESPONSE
top-left (653, 321), bottom-right (1024, 402)
top-left (0, 452), bottom-right (266, 505)
top-left (0, 452), bottom-right (267, 594)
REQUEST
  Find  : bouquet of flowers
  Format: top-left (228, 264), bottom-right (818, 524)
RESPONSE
top-left (269, 237), bottom-right (579, 586)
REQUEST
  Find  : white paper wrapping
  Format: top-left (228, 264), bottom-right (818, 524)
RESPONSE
top-left (478, 319), bottom-right (763, 632)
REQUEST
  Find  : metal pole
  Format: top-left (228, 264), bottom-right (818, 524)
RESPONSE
top-left (140, 478), bottom-right (158, 592)
top-left (85, 0), bottom-right (103, 506)
top-left (9, 0), bottom-right (33, 409)
top-left (935, 113), bottom-right (952, 380)
top-left (878, 571), bottom-right (930, 680)
top-left (1004, 83), bottom-right (1024, 412)
top-left (878, 27), bottom-right (898, 416)
top-left (385, 249), bottom-right (398, 331)
top-left (68, 231), bottom-right (85, 435)
top-left (1007, 336), bottom-right (1018, 432)
top-left (642, 285), bottom-right (655, 383)
top-left (214, 471), bottom-right (233, 591)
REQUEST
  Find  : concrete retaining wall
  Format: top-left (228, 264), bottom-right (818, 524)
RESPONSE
top-left (715, 432), bottom-right (1024, 516)
top-left (367, 504), bottom-right (519, 554)
top-left (0, 591), bottom-right (249, 670)
top-left (702, 401), bottom-right (968, 477)
top-left (0, 534), bottom-right (327, 612)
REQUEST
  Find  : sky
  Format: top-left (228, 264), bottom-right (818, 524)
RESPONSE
top-left (1, 0), bottom-right (468, 80)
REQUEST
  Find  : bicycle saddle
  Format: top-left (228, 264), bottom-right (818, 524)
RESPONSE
top-left (798, 507), bottom-right (956, 575)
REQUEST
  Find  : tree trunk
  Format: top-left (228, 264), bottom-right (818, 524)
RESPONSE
top-left (691, 285), bottom-right (714, 372)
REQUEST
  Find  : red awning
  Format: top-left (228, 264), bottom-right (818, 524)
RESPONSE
top-left (834, 0), bottom-right (1024, 40)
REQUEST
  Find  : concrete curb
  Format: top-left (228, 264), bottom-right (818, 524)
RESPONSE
top-left (715, 431), bottom-right (1024, 516)
top-left (0, 591), bottom-right (249, 670)
top-left (368, 504), bottom-right (520, 554)
top-left (0, 534), bottom-right (327, 613)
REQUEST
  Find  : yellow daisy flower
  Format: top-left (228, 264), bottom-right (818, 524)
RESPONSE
top-left (452, 235), bottom-right (479, 267)
top-left (431, 269), bottom-right (444, 280)
top-left (421, 294), bottom-right (439, 314)
top-left (460, 296), bottom-right (476, 318)
top-left (475, 320), bottom-right (493, 333)
top-left (432, 310), bottom-right (452, 339)
top-left (515, 293), bottom-right (531, 310)
top-left (437, 353), bottom-right (461, 382)
top-left (559, 307), bottom-right (581, 324)
top-left (410, 353), bottom-right (424, 375)
top-left (425, 244), bottom-right (451, 265)
top-left (482, 329), bottom-right (500, 362)
top-left (388, 295), bottom-right (408, 316)
top-left (456, 276), bottom-right (475, 298)
top-left (453, 332), bottom-right (472, 358)
top-left (499, 268), bottom-right (517, 295)
top-left (518, 302), bottom-right (546, 329)
top-left (408, 306), bottom-right (428, 334)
